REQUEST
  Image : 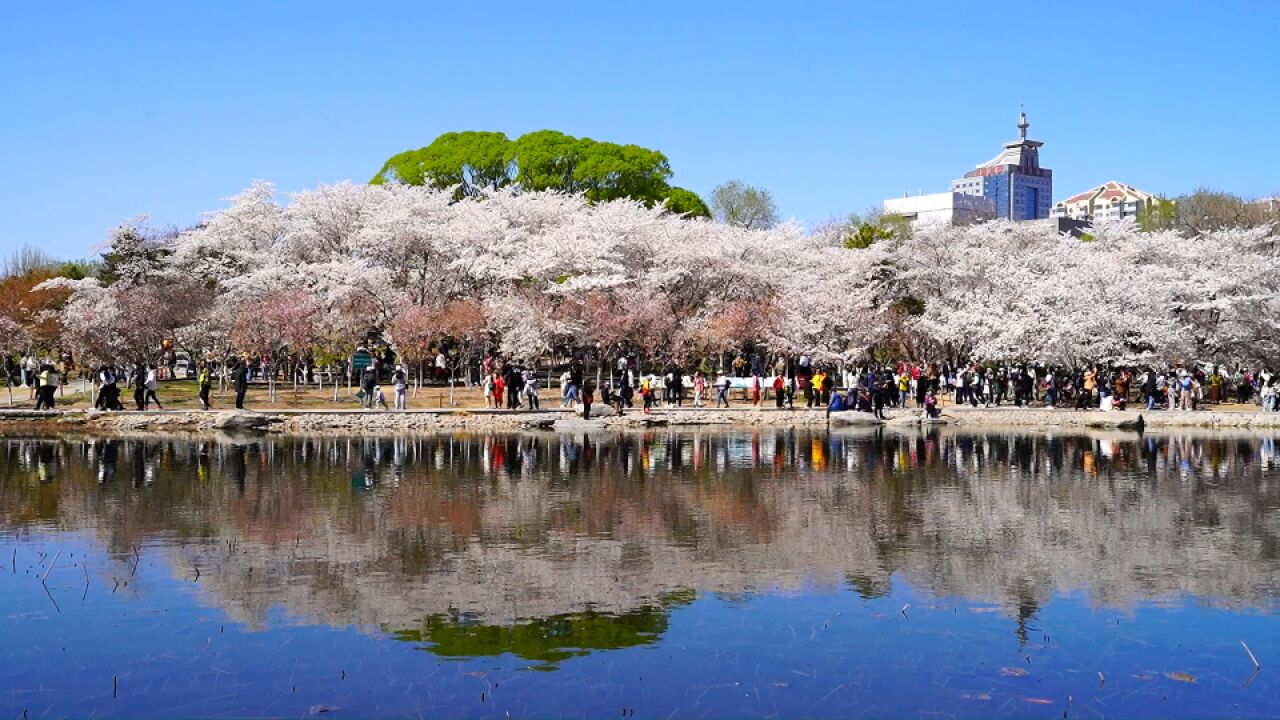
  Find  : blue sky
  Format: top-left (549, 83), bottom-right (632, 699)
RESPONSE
top-left (3, 2), bottom-right (1278, 259)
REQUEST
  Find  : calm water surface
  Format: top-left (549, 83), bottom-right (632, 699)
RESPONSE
top-left (2, 429), bottom-right (1278, 718)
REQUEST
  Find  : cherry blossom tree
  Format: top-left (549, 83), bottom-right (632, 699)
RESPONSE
top-left (0, 316), bottom-right (32, 405)
top-left (44, 178), bottom-right (1280, 391)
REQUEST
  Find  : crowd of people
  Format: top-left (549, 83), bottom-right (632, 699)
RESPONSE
top-left (6, 346), bottom-right (1280, 418)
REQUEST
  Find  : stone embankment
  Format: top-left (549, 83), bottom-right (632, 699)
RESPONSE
top-left (5, 404), bottom-right (1280, 435)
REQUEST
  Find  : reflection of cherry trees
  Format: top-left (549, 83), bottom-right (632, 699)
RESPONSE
top-left (3, 431), bottom-right (1279, 633)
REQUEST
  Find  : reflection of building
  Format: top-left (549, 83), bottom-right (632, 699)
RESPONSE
top-left (951, 110), bottom-right (1052, 220)
top-left (1051, 181), bottom-right (1155, 223)
top-left (883, 192), bottom-right (996, 227)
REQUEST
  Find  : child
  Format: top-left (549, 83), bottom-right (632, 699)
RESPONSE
top-left (924, 390), bottom-right (939, 419)
top-left (374, 385), bottom-right (389, 410)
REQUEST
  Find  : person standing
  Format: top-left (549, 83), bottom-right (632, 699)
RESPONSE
top-left (483, 370), bottom-right (496, 408)
top-left (773, 373), bottom-right (785, 408)
top-left (493, 371), bottom-right (505, 410)
top-left (393, 365), bottom-right (408, 410)
top-left (873, 379), bottom-right (887, 420)
top-left (692, 371), bottom-right (706, 407)
top-left (1179, 372), bottom-right (1194, 411)
top-left (581, 380), bottom-right (595, 420)
top-left (360, 365), bottom-right (377, 409)
top-left (523, 369), bottom-right (539, 410)
top-left (131, 363), bottom-right (147, 411)
top-left (505, 365), bottom-right (522, 410)
top-left (619, 374), bottom-right (633, 411)
top-left (197, 361), bottom-right (212, 410)
top-left (233, 360), bottom-right (249, 410)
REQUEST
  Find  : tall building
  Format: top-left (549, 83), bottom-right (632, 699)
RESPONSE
top-left (951, 111), bottom-right (1052, 220)
top-left (1051, 181), bottom-right (1155, 223)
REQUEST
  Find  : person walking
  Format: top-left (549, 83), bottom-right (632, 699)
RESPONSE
top-left (143, 364), bottom-right (163, 409)
top-left (715, 374), bottom-right (731, 408)
top-left (197, 361), bottom-right (212, 410)
top-left (35, 364), bottom-right (60, 410)
top-left (233, 359), bottom-right (249, 410)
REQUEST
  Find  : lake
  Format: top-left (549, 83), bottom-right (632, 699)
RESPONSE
top-left (1, 429), bottom-right (1277, 718)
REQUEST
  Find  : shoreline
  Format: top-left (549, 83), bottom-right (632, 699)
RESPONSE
top-left (5, 404), bottom-right (1280, 436)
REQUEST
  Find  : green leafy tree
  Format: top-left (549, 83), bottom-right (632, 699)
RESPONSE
top-left (839, 209), bottom-right (912, 249)
top-left (662, 187), bottom-right (711, 218)
top-left (511, 130), bottom-right (588, 192)
top-left (1136, 196), bottom-right (1178, 232)
top-left (371, 131), bottom-right (515, 199)
top-left (373, 130), bottom-right (703, 211)
top-left (572, 140), bottom-right (672, 204)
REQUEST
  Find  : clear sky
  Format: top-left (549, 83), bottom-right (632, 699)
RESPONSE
top-left (3, 2), bottom-right (1278, 259)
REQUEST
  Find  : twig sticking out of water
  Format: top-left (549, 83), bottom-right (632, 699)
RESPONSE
top-left (82, 564), bottom-right (90, 601)
top-left (1097, 671), bottom-right (1105, 687)
top-left (113, 675), bottom-right (118, 699)
top-left (41, 550), bottom-right (61, 583)
top-left (11, 548), bottom-right (15, 573)
top-left (1242, 641), bottom-right (1261, 670)
top-left (900, 603), bottom-right (910, 619)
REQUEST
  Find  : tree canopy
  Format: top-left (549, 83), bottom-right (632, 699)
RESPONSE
top-left (709, 180), bottom-right (779, 229)
top-left (33, 179), bottom-right (1280, 373)
top-left (1137, 188), bottom-right (1279, 235)
top-left (371, 130), bottom-right (708, 216)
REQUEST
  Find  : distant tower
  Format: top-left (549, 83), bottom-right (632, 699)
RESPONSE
top-left (950, 109), bottom-right (1053, 220)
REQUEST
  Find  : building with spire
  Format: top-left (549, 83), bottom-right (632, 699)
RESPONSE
top-left (950, 110), bottom-right (1052, 221)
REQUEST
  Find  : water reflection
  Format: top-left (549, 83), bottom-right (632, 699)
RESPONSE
top-left (2, 429), bottom-right (1279, 649)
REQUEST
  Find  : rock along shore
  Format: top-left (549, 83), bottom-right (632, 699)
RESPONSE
top-left (4, 404), bottom-right (1280, 436)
